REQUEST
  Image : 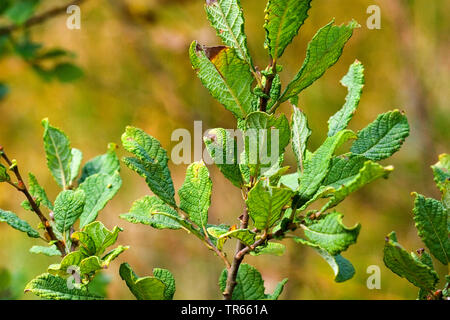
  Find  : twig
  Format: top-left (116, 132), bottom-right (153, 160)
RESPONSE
top-left (259, 59), bottom-right (276, 112)
top-left (0, 147), bottom-right (66, 256)
top-left (0, 0), bottom-right (86, 36)
top-left (223, 202), bottom-right (250, 300)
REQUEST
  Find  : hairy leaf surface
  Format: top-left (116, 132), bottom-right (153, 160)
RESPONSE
top-left (280, 20), bottom-right (359, 102)
top-left (264, 0), bottom-right (312, 59)
top-left (350, 110), bottom-right (410, 160)
top-left (328, 61), bottom-right (364, 136)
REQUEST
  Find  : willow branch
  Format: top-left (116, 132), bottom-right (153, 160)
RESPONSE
top-left (0, 147), bottom-right (66, 256)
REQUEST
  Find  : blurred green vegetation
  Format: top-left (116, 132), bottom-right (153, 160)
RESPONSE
top-left (0, 0), bottom-right (448, 299)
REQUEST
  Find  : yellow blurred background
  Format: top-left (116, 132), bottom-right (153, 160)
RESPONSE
top-left (0, 0), bottom-right (449, 299)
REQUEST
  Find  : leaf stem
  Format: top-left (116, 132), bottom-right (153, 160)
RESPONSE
top-left (0, 147), bottom-right (66, 256)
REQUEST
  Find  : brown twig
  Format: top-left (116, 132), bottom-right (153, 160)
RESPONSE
top-left (0, 147), bottom-right (66, 256)
top-left (259, 59), bottom-right (276, 112)
top-left (0, 0), bottom-right (86, 36)
top-left (223, 202), bottom-right (250, 300)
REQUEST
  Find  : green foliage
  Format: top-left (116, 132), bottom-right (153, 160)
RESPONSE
top-left (264, 0), bottom-right (312, 60)
top-left (299, 212), bottom-right (360, 255)
top-left (122, 126), bottom-right (176, 207)
top-left (24, 273), bottom-right (103, 300)
top-left (204, 0), bottom-right (252, 67)
top-left (78, 172), bottom-right (122, 228)
top-left (384, 232), bottom-right (438, 292)
top-left (119, 263), bottom-right (175, 300)
top-left (0, 163), bottom-right (10, 182)
top-left (204, 128), bottom-right (243, 187)
top-left (117, 0), bottom-right (411, 300)
top-left (280, 20), bottom-right (359, 103)
top-left (383, 154), bottom-right (449, 300)
top-left (291, 106), bottom-right (311, 171)
top-left (0, 209), bottom-right (39, 238)
top-left (179, 161), bottom-right (212, 229)
top-left (219, 264), bottom-right (287, 300)
top-left (0, 118), bottom-right (132, 300)
top-left (0, 1), bottom-right (83, 100)
top-left (298, 129), bottom-right (357, 201)
top-left (190, 42), bottom-right (256, 119)
top-left (328, 61), bottom-right (365, 136)
top-left (350, 110), bottom-right (410, 160)
top-left (28, 173), bottom-right (53, 210)
top-left (29, 245), bottom-right (60, 257)
top-left (247, 179), bottom-right (293, 230)
top-left (42, 118), bottom-right (72, 189)
top-left (431, 153), bottom-right (450, 192)
top-left (412, 193), bottom-right (449, 265)
top-left (53, 189), bottom-right (85, 233)
top-left (294, 238), bottom-right (355, 282)
top-left (120, 196), bottom-right (182, 230)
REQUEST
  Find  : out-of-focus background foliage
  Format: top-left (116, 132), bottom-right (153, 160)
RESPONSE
top-left (0, 0), bottom-right (448, 300)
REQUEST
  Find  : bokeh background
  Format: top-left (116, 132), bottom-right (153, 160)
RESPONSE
top-left (0, 0), bottom-right (449, 299)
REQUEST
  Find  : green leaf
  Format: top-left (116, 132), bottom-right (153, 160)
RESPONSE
top-left (204, 0), bottom-right (252, 66)
top-left (350, 110), bottom-right (410, 160)
top-left (298, 130), bottom-right (357, 200)
top-left (412, 193), bottom-right (449, 265)
top-left (79, 256), bottom-right (103, 275)
top-left (69, 148), bottom-right (83, 186)
top-left (264, 0), bottom-right (312, 59)
top-left (244, 112), bottom-right (290, 168)
top-left (0, 209), bottom-right (40, 238)
top-left (120, 195), bottom-right (182, 230)
top-left (79, 143), bottom-right (120, 184)
top-left (0, 164), bottom-right (10, 182)
top-left (206, 225), bottom-right (230, 250)
top-left (72, 221), bottom-right (122, 256)
top-left (102, 245), bottom-right (128, 267)
top-left (321, 160), bottom-right (393, 211)
top-left (291, 106), bottom-right (311, 171)
top-left (179, 162), bottom-right (212, 228)
top-left (280, 20), bottom-right (359, 102)
top-left (219, 264), bottom-right (266, 300)
top-left (204, 128), bottom-right (243, 187)
top-left (321, 155), bottom-right (366, 189)
top-left (122, 126), bottom-right (175, 207)
top-left (279, 172), bottom-right (299, 190)
top-left (78, 172), bottom-right (122, 228)
top-left (53, 63), bottom-right (84, 83)
top-left (328, 60), bottom-right (365, 136)
top-left (5, 0), bottom-right (39, 25)
top-left (28, 173), bottom-right (53, 210)
top-left (53, 189), bottom-right (85, 233)
top-left (265, 278), bottom-right (288, 300)
top-left (30, 245), bottom-right (60, 257)
top-left (25, 273), bottom-right (103, 300)
top-left (294, 237), bottom-right (355, 282)
top-left (250, 242), bottom-right (286, 256)
top-left (42, 118), bottom-right (72, 189)
top-left (0, 83), bottom-right (9, 100)
top-left (48, 251), bottom-right (85, 277)
top-left (190, 42), bottom-right (256, 119)
top-left (300, 212), bottom-right (360, 255)
top-left (220, 228), bottom-right (256, 247)
top-left (153, 268), bottom-right (176, 300)
top-left (247, 179), bottom-right (293, 230)
top-left (383, 232), bottom-right (438, 292)
top-left (119, 263), bottom-right (167, 300)
top-left (431, 153), bottom-right (450, 192)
